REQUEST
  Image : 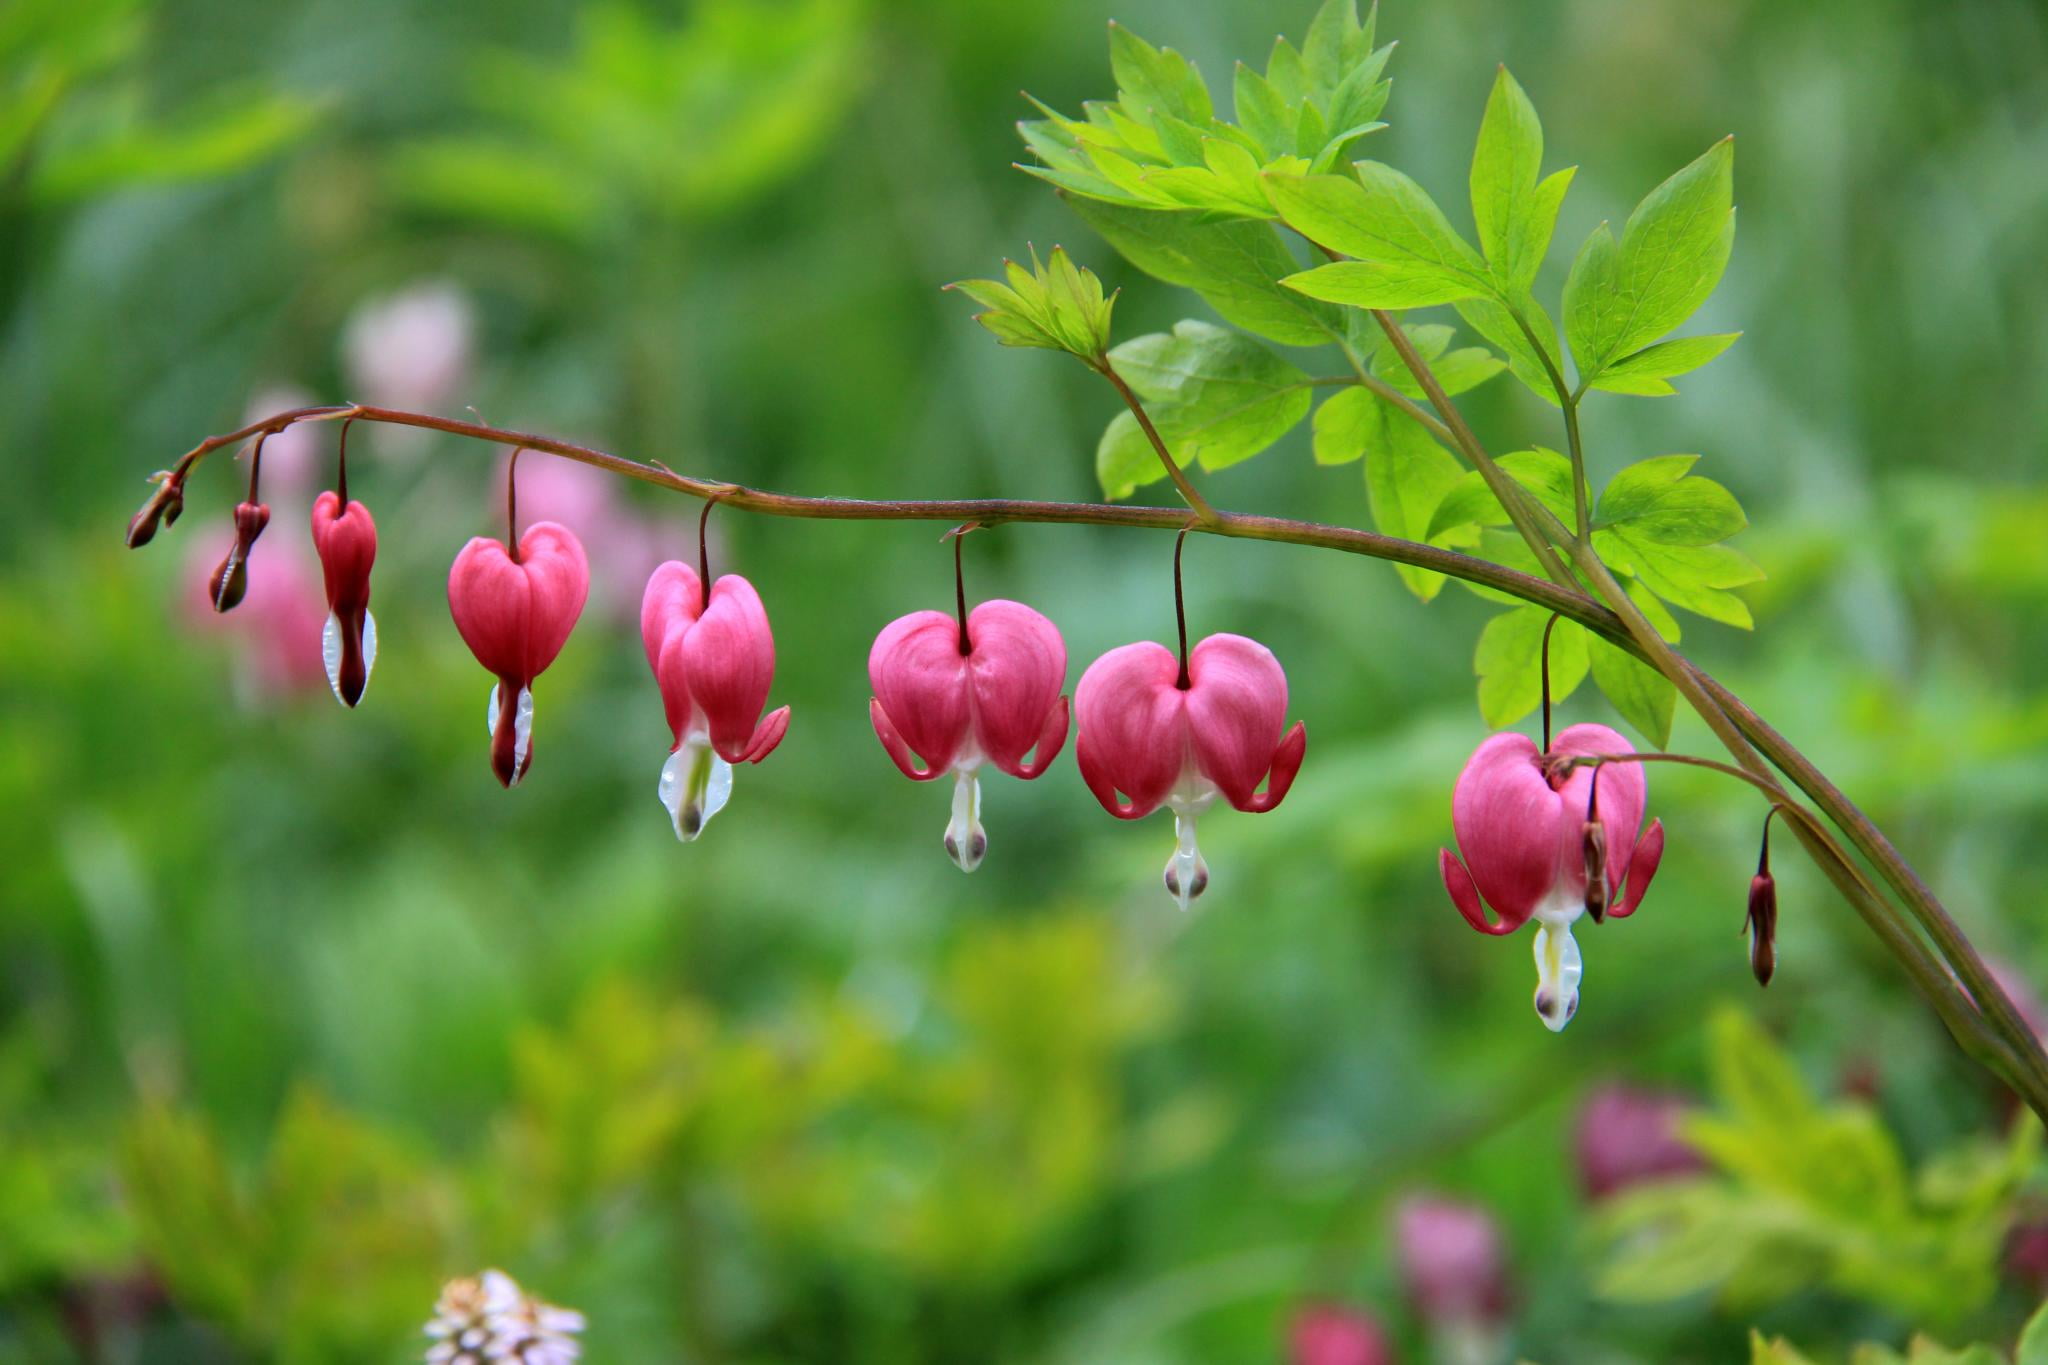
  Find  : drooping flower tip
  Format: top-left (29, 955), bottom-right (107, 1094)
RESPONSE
top-left (1438, 724), bottom-right (1664, 1031)
top-left (448, 522), bottom-right (590, 788)
top-left (1745, 871), bottom-right (1777, 986)
top-left (1573, 1083), bottom-right (1705, 1200)
top-left (868, 598), bottom-right (1068, 871)
top-left (208, 501), bottom-right (272, 613)
top-left (424, 1268), bottom-right (583, 1365)
top-left (310, 491), bottom-right (379, 707)
top-left (1074, 632), bottom-right (1304, 910)
top-left (1394, 1194), bottom-right (1511, 1331)
top-left (1286, 1302), bottom-right (1395, 1365)
top-left (127, 476), bottom-right (185, 549)
top-left (641, 560), bottom-right (790, 841)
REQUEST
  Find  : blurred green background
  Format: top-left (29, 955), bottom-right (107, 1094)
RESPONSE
top-left (8, 0), bottom-right (2048, 1360)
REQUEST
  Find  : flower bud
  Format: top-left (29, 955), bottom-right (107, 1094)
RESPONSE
top-left (207, 501), bottom-right (271, 613)
top-left (1745, 872), bottom-right (1777, 986)
top-left (126, 476), bottom-right (185, 549)
top-left (1287, 1303), bottom-right (1393, 1365)
top-left (1582, 819), bottom-right (1609, 923)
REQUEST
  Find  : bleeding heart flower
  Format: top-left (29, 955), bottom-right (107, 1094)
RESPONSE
top-left (448, 522), bottom-right (589, 787)
top-left (1393, 1195), bottom-right (1512, 1333)
top-left (310, 491), bottom-right (378, 706)
top-left (1287, 1304), bottom-right (1394, 1365)
top-left (1438, 723), bottom-right (1665, 1031)
top-left (1574, 1083), bottom-right (1704, 1200)
top-left (640, 560), bottom-right (790, 840)
top-left (868, 597), bottom-right (1068, 871)
top-left (1075, 633), bottom-right (1306, 911)
top-left (208, 501), bottom-right (271, 613)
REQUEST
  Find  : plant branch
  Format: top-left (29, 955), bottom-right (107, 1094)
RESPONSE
top-left (1096, 363), bottom-right (1218, 524)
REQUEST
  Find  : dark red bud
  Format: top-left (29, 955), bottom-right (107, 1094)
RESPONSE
top-left (208, 501), bottom-right (271, 613)
top-left (1745, 872), bottom-right (1778, 986)
top-left (126, 478), bottom-right (185, 549)
top-left (1582, 820), bottom-right (1609, 923)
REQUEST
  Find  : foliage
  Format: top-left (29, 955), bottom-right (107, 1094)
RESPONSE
top-left (1595, 1010), bottom-right (2037, 1326)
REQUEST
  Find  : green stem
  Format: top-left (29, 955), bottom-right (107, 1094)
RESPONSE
top-left (1097, 362), bottom-right (1218, 524)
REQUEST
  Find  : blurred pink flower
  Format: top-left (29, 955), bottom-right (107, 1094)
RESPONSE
top-left (1574, 1083), bottom-right (1705, 1200)
top-left (342, 281), bottom-right (474, 424)
top-left (494, 452), bottom-right (688, 619)
top-left (1984, 958), bottom-right (2048, 1042)
top-left (2007, 1213), bottom-right (2048, 1296)
top-left (244, 386), bottom-right (324, 501)
top-left (1288, 1303), bottom-right (1394, 1365)
top-left (1394, 1195), bottom-right (1510, 1330)
top-left (181, 521), bottom-right (329, 702)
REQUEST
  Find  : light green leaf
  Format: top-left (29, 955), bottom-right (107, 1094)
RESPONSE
top-left (1312, 386), bottom-right (1375, 466)
top-left (1590, 332), bottom-right (1741, 395)
top-left (1232, 62), bottom-right (1294, 159)
top-left (1470, 67), bottom-right (1572, 291)
top-left (1367, 404), bottom-right (1466, 601)
top-left (1457, 292), bottom-right (1567, 405)
top-left (1366, 322), bottom-right (1506, 399)
top-left (1095, 321), bottom-right (1311, 497)
top-left (949, 245), bottom-right (1117, 360)
top-left (1281, 258), bottom-right (1488, 308)
top-left (1752, 1332), bottom-right (1821, 1365)
top-left (1588, 639), bottom-right (1675, 748)
top-left (1604, 532), bottom-right (1763, 628)
top-left (1426, 448), bottom-right (1577, 539)
top-left (1069, 197), bottom-right (1343, 347)
top-left (1265, 164), bottom-right (1491, 305)
top-left (1565, 138), bottom-right (1737, 380)
top-left (1597, 455), bottom-right (1747, 545)
top-left (2016, 1296), bottom-right (2048, 1365)
top-left (1108, 21), bottom-right (1213, 127)
top-left (1476, 606), bottom-right (1587, 727)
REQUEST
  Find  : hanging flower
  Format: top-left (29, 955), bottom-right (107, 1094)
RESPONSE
top-left (1075, 632), bottom-right (1306, 910)
top-left (424, 1268), bottom-right (583, 1365)
top-left (1438, 723), bottom-right (1664, 1030)
top-left (208, 500), bottom-right (271, 613)
top-left (448, 521), bottom-right (589, 788)
top-left (310, 435), bottom-right (379, 707)
top-left (1393, 1195), bottom-right (1512, 1336)
top-left (867, 531), bottom-right (1068, 870)
top-left (1574, 1083), bottom-right (1704, 1200)
top-left (640, 558), bottom-right (790, 840)
top-left (1287, 1303), bottom-right (1395, 1365)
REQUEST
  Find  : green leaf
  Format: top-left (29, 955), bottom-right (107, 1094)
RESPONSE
top-left (1366, 322), bottom-right (1504, 399)
top-left (1752, 1332), bottom-right (1821, 1365)
top-left (1470, 67), bottom-right (1573, 291)
top-left (1108, 21), bottom-right (1213, 127)
top-left (1564, 137), bottom-right (1737, 381)
top-left (1602, 532), bottom-right (1764, 628)
top-left (1590, 332), bottom-right (1741, 396)
top-left (1597, 455), bottom-right (1747, 545)
top-left (1069, 197), bottom-right (1344, 347)
top-left (1266, 164), bottom-right (1491, 306)
top-left (1096, 320), bottom-right (1311, 497)
top-left (1366, 403), bottom-right (1466, 601)
top-left (1476, 606), bottom-right (1586, 727)
top-left (1456, 292), bottom-right (1567, 405)
top-left (1588, 638), bottom-right (1675, 748)
top-left (1426, 448), bottom-right (1577, 539)
top-left (1312, 386), bottom-right (1375, 466)
top-left (1281, 258), bottom-right (1489, 309)
top-left (2016, 1296), bottom-right (2048, 1365)
top-left (949, 245), bottom-right (1117, 360)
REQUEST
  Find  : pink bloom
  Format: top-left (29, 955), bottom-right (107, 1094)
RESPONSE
top-left (640, 561), bottom-right (790, 840)
top-left (243, 387), bottom-right (320, 501)
top-left (448, 523), bottom-right (590, 787)
top-left (1075, 634), bottom-right (1306, 911)
top-left (868, 599), bottom-right (1068, 871)
top-left (341, 282), bottom-right (474, 424)
top-left (1288, 1303), bottom-right (1394, 1365)
top-left (494, 453), bottom-right (685, 620)
top-left (1438, 723), bottom-right (1665, 1030)
top-left (207, 501), bottom-right (271, 613)
top-left (1395, 1196), bottom-right (1511, 1331)
top-left (1574, 1083), bottom-right (1704, 1200)
top-left (310, 491), bottom-right (378, 707)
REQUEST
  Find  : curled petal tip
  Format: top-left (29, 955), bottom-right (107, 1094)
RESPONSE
top-left (1440, 848), bottom-right (1516, 935)
top-left (1611, 817), bottom-right (1665, 919)
top-left (1234, 719), bottom-right (1306, 813)
top-left (870, 698), bottom-right (943, 781)
top-left (741, 705), bottom-right (791, 763)
top-left (1003, 693), bottom-right (1070, 780)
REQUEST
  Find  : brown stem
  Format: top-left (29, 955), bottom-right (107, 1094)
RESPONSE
top-left (1099, 363), bottom-right (1219, 524)
top-left (1172, 522), bottom-right (1195, 689)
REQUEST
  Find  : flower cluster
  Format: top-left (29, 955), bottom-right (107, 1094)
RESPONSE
top-left (423, 1269), bottom-right (583, 1365)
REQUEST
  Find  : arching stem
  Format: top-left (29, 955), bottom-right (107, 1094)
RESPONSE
top-left (1173, 521), bottom-right (1194, 690)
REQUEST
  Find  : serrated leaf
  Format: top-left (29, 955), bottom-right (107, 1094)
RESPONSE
top-left (1588, 639), bottom-right (1674, 748)
top-left (1233, 62), bottom-right (1294, 159)
top-left (1108, 22), bottom-right (1213, 127)
top-left (1597, 455), bottom-right (1747, 545)
top-left (1069, 197), bottom-right (1344, 347)
top-left (1266, 164), bottom-right (1492, 306)
top-left (1476, 606), bottom-right (1587, 727)
top-left (1565, 138), bottom-right (1736, 381)
top-left (949, 245), bottom-right (1117, 360)
top-left (1470, 67), bottom-right (1572, 291)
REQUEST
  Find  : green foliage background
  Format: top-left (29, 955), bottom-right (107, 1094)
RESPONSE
top-left (6, 0), bottom-right (2048, 1360)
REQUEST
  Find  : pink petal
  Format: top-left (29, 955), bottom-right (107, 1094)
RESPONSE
top-left (1184, 633), bottom-right (1293, 809)
top-left (683, 574), bottom-right (778, 762)
top-left (867, 609), bottom-right (970, 775)
top-left (1451, 732), bottom-right (1566, 928)
top-left (1548, 722), bottom-right (1645, 905)
top-left (1441, 848), bottom-right (1516, 934)
top-left (1232, 720), bottom-right (1305, 814)
top-left (510, 521), bottom-right (589, 682)
top-left (1610, 817), bottom-right (1664, 919)
top-left (1074, 641), bottom-right (1188, 819)
top-left (870, 697), bottom-right (944, 780)
top-left (448, 537), bottom-right (531, 682)
top-left (1003, 694), bottom-right (1069, 781)
top-left (966, 599), bottom-right (1068, 776)
top-left (739, 705), bottom-right (791, 764)
top-left (640, 560), bottom-right (703, 674)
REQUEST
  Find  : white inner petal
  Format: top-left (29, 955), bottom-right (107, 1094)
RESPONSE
top-left (361, 609), bottom-right (377, 689)
top-left (1531, 917), bottom-right (1584, 1033)
top-left (512, 686), bottom-right (533, 778)
top-left (1161, 805), bottom-right (1210, 913)
top-left (659, 736), bottom-right (734, 843)
top-left (322, 610), bottom-right (342, 701)
top-left (944, 765), bottom-right (986, 872)
top-left (486, 682), bottom-right (500, 736)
